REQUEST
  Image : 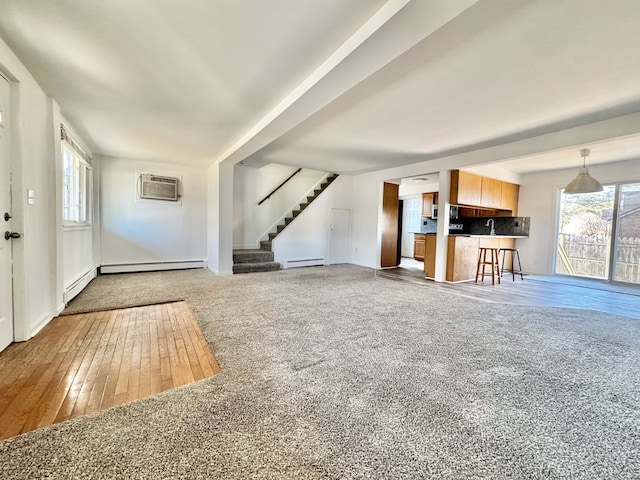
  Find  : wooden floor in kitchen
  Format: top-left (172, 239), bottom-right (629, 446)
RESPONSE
top-left (379, 259), bottom-right (640, 319)
top-left (0, 301), bottom-right (220, 441)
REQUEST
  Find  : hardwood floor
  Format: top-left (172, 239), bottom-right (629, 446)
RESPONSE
top-left (0, 301), bottom-right (220, 441)
top-left (378, 266), bottom-right (640, 319)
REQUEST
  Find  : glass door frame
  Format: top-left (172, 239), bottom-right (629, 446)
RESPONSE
top-left (555, 178), bottom-right (640, 287)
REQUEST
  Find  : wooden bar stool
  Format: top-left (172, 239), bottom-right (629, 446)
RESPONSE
top-left (499, 247), bottom-right (524, 281)
top-left (475, 247), bottom-right (501, 284)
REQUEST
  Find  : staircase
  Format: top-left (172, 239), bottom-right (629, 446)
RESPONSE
top-left (232, 173), bottom-right (339, 274)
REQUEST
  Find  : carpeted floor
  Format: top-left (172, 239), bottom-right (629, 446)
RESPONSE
top-left (60, 272), bottom-right (185, 315)
top-left (1, 265), bottom-right (638, 479)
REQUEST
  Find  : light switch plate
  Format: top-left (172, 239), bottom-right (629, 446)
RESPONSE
top-left (27, 189), bottom-right (35, 205)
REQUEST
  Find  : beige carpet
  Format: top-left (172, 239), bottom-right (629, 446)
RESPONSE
top-left (1, 265), bottom-right (638, 479)
top-left (60, 271), bottom-right (187, 315)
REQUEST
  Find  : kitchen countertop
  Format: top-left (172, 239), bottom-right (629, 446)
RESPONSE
top-left (449, 234), bottom-right (528, 238)
top-left (411, 233), bottom-right (528, 238)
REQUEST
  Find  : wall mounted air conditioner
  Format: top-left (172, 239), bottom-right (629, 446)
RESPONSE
top-left (138, 174), bottom-right (179, 201)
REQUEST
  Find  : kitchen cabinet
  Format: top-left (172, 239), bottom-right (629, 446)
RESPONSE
top-left (421, 193), bottom-right (434, 218)
top-left (424, 235), bottom-right (437, 278)
top-left (446, 236), bottom-right (479, 282)
top-left (421, 192), bottom-right (438, 217)
top-left (500, 181), bottom-right (519, 215)
top-left (450, 170), bottom-right (482, 206)
top-left (413, 233), bottom-right (425, 261)
top-left (446, 236), bottom-right (516, 282)
top-left (450, 170), bottom-right (520, 214)
top-left (481, 177), bottom-right (502, 209)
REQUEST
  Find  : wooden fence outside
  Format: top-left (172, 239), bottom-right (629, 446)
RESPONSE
top-left (557, 234), bottom-right (640, 282)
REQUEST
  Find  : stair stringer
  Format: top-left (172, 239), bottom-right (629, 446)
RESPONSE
top-left (272, 174), bottom-right (350, 269)
top-left (256, 172), bottom-right (337, 247)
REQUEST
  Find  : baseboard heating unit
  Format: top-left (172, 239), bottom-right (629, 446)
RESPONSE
top-left (100, 260), bottom-right (205, 274)
top-left (285, 258), bottom-right (325, 268)
top-left (64, 268), bottom-right (98, 304)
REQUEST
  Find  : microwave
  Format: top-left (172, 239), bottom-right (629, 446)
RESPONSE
top-left (432, 205), bottom-right (459, 220)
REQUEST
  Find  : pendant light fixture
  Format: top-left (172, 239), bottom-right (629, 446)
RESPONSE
top-left (564, 148), bottom-right (603, 194)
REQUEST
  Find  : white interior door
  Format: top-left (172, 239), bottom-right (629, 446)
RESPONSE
top-left (328, 209), bottom-right (350, 264)
top-left (0, 75), bottom-right (14, 352)
top-left (401, 197), bottom-right (421, 257)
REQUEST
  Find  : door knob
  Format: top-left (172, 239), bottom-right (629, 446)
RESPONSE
top-left (4, 212), bottom-right (11, 221)
top-left (4, 231), bottom-right (21, 240)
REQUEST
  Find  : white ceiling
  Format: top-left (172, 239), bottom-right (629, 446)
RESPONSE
top-left (1, 0), bottom-right (640, 175)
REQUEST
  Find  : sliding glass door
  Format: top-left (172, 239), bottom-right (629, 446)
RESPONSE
top-left (556, 182), bottom-right (640, 285)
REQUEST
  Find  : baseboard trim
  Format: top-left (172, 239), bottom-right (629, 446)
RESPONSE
top-left (100, 260), bottom-right (206, 274)
top-left (207, 264), bottom-right (233, 276)
top-left (29, 311), bottom-right (54, 339)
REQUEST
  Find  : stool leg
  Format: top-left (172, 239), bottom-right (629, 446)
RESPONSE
top-left (510, 250), bottom-right (515, 281)
top-left (494, 249), bottom-right (501, 285)
top-left (500, 249), bottom-right (506, 278)
top-left (516, 250), bottom-right (523, 280)
top-left (490, 249), bottom-right (495, 285)
top-left (475, 249), bottom-right (482, 283)
top-left (481, 249), bottom-right (488, 282)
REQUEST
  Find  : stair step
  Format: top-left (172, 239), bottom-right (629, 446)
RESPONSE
top-left (233, 249), bottom-right (274, 264)
top-left (260, 240), bottom-right (272, 251)
top-left (233, 261), bottom-right (282, 274)
top-left (251, 174), bottom-right (338, 258)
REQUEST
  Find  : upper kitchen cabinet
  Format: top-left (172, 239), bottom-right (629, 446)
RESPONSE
top-left (450, 170), bottom-right (482, 206)
top-left (481, 176), bottom-right (502, 209)
top-left (450, 170), bottom-right (520, 214)
top-left (421, 192), bottom-right (439, 217)
top-left (500, 181), bottom-right (520, 215)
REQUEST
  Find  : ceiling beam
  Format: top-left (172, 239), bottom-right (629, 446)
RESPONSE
top-left (214, 0), bottom-right (480, 168)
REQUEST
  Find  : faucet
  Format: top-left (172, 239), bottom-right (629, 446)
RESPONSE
top-left (486, 218), bottom-right (496, 236)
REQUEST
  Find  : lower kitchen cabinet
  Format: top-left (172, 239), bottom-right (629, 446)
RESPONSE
top-left (424, 235), bottom-right (437, 278)
top-left (446, 236), bottom-right (516, 282)
top-left (413, 234), bottom-right (425, 261)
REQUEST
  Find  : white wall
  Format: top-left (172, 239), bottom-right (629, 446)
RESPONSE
top-left (55, 114), bottom-right (98, 303)
top-left (273, 175), bottom-right (353, 267)
top-left (350, 175), bottom-right (383, 269)
top-left (518, 157), bottom-right (640, 276)
top-left (233, 164), bottom-right (327, 248)
top-left (100, 156), bottom-right (207, 272)
top-left (0, 35), bottom-right (61, 339)
top-left (207, 160), bottom-right (234, 275)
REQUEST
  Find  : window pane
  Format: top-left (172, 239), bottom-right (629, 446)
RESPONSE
top-left (613, 183), bottom-right (640, 284)
top-left (62, 141), bottom-right (91, 225)
top-left (556, 186), bottom-right (615, 279)
top-left (63, 146), bottom-right (74, 221)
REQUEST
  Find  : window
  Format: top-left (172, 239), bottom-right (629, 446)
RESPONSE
top-left (556, 181), bottom-right (640, 285)
top-left (62, 125), bottom-right (92, 225)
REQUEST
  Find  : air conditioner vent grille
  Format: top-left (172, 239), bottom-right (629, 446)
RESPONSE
top-left (139, 174), bottom-right (179, 201)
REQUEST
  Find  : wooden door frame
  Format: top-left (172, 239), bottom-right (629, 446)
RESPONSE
top-left (380, 182), bottom-right (399, 268)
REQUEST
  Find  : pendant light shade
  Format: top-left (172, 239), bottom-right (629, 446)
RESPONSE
top-left (564, 148), bottom-right (603, 194)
